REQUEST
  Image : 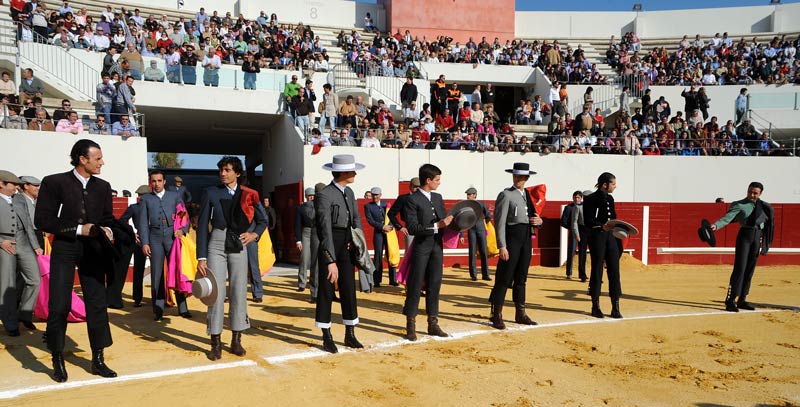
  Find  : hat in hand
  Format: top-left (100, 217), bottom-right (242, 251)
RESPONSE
top-left (446, 200), bottom-right (484, 231)
top-left (698, 219), bottom-right (716, 247)
top-left (192, 269), bottom-right (218, 306)
top-left (606, 219), bottom-right (639, 240)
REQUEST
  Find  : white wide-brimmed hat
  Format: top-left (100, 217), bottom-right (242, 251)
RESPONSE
top-left (192, 269), bottom-right (218, 306)
top-left (322, 154), bottom-right (365, 172)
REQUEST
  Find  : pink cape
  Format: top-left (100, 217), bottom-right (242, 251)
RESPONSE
top-left (396, 240), bottom-right (415, 286)
top-left (166, 203), bottom-right (194, 295)
top-left (34, 254), bottom-right (87, 323)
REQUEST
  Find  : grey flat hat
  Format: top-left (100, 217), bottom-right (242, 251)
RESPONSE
top-left (322, 154), bottom-right (365, 171)
top-left (370, 187), bottom-right (382, 195)
top-left (19, 176), bottom-right (41, 185)
top-left (304, 187), bottom-right (315, 196)
top-left (192, 268), bottom-right (219, 306)
top-left (0, 170), bottom-right (21, 184)
top-left (135, 185), bottom-right (151, 195)
top-left (465, 187), bottom-right (477, 195)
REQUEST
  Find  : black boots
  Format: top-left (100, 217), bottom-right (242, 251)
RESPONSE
top-left (405, 316), bottom-right (417, 341)
top-left (209, 334), bottom-right (223, 360)
top-left (322, 328), bottom-right (338, 354)
top-left (737, 296), bottom-right (755, 311)
top-left (427, 316), bottom-right (449, 337)
top-left (514, 303), bottom-right (537, 325)
top-left (591, 297), bottom-right (604, 318)
top-left (230, 331), bottom-right (246, 356)
top-left (52, 352), bottom-right (68, 383)
top-left (725, 292), bottom-right (739, 312)
top-left (344, 326), bottom-right (364, 349)
top-left (91, 348), bottom-right (117, 378)
top-left (610, 298), bottom-right (623, 319)
top-left (490, 302), bottom-right (506, 330)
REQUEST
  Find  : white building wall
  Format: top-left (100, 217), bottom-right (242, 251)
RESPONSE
top-left (302, 146), bottom-right (800, 203)
top-left (0, 130), bottom-right (149, 194)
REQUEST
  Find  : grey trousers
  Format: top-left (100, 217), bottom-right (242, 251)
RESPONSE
top-left (206, 229), bottom-right (250, 335)
top-left (298, 227), bottom-right (319, 298)
top-left (0, 236), bottom-right (40, 330)
top-left (14, 238), bottom-right (40, 322)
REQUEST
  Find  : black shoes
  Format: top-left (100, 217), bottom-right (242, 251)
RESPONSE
top-left (344, 326), bottom-right (363, 349)
top-left (91, 349), bottom-right (117, 378)
top-left (133, 301), bottom-right (142, 308)
top-left (21, 320), bottom-right (37, 330)
top-left (252, 297), bottom-right (263, 303)
top-left (737, 301), bottom-right (755, 311)
top-left (481, 275), bottom-right (492, 281)
top-left (230, 331), bottom-right (246, 356)
top-left (209, 334), bottom-right (223, 360)
top-left (153, 308), bottom-right (163, 321)
top-left (514, 303), bottom-right (537, 325)
top-left (52, 352), bottom-right (68, 382)
top-left (180, 311), bottom-right (193, 319)
top-left (470, 275), bottom-right (478, 281)
top-left (389, 281), bottom-right (399, 286)
top-left (405, 316), bottom-right (417, 341)
top-left (610, 299), bottom-right (623, 319)
top-left (490, 303), bottom-right (506, 330)
top-left (591, 297), bottom-right (604, 318)
top-left (7, 329), bottom-right (20, 337)
top-left (427, 316), bottom-right (449, 337)
top-left (322, 328), bottom-right (338, 354)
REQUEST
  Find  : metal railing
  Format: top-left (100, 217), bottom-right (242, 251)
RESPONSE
top-left (15, 24), bottom-right (99, 101)
top-left (1, 101), bottom-right (146, 137)
top-left (614, 73), bottom-right (649, 98)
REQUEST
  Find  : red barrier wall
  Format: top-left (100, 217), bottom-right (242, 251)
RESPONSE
top-left (382, 0), bottom-right (516, 44)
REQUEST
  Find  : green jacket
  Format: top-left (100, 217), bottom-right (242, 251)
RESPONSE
top-left (284, 81), bottom-right (301, 99)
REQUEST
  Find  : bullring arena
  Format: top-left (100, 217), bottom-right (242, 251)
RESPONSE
top-left (1, 0), bottom-right (799, 406)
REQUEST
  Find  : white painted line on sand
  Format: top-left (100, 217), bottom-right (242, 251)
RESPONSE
top-left (263, 308), bottom-right (791, 364)
top-left (0, 360), bottom-right (257, 400)
top-left (3, 308), bottom-right (792, 399)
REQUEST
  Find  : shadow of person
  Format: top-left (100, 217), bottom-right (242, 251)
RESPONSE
top-left (107, 310), bottom-right (208, 354)
top-left (1, 328), bottom-right (93, 380)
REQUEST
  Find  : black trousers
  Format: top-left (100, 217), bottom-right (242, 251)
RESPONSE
top-left (131, 245), bottom-right (145, 303)
top-left (47, 238), bottom-right (113, 353)
top-left (588, 229), bottom-right (621, 299)
top-left (467, 227), bottom-right (489, 279)
top-left (402, 237), bottom-right (443, 318)
top-left (728, 228), bottom-right (761, 300)
top-left (566, 226), bottom-right (588, 280)
top-left (316, 229), bottom-right (358, 327)
top-left (106, 240), bottom-right (134, 308)
top-left (490, 224), bottom-right (531, 304)
top-left (372, 231), bottom-right (396, 285)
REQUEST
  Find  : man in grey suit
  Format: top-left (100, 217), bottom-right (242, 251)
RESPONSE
top-left (12, 176), bottom-right (43, 331)
top-left (139, 170), bottom-right (190, 321)
top-left (489, 162), bottom-right (543, 330)
top-left (167, 176), bottom-right (192, 203)
top-left (17, 176), bottom-right (44, 249)
top-left (462, 187), bottom-right (492, 281)
top-left (315, 154), bottom-right (366, 353)
top-left (0, 170), bottom-right (41, 336)
top-left (294, 187), bottom-right (318, 301)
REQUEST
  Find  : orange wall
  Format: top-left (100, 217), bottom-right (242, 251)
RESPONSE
top-left (382, 0), bottom-right (516, 43)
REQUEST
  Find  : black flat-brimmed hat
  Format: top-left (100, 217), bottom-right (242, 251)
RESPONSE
top-left (606, 219), bottom-right (639, 240)
top-left (505, 162), bottom-right (537, 175)
top-left (698, 219), bottom-right (716, 247)
top-left (447, 200), bottom-right (484, 231)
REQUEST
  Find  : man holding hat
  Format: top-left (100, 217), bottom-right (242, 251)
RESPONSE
top-left (711, 182), bottom-right (774, 312)
top-left (196, 156), bottom-right (267, 360)
top-left (35, 139), bottom-right (120, 381)
top-left (387, 177), bottom-right (420, 251)
top-left (583, 172), bottom-right (624, 319)
top-left (167, 176), bottom-right (192, 203)
top-left (488, 163), bottom-right (543, 330)
top-left (364, 186), bottom-right (397, 288)
top-left (402, 164), bottom-right (454, 341)
top-left (463, 187), bottom-right (492, 281)
top-left (295, 186), bottom-right (319, 301)
top-left (315, 154), bottom-right (367, 353)
top-left (118, 185), bottom-right (150, 307)
top-left (1, 170), bottom-right (41, 336)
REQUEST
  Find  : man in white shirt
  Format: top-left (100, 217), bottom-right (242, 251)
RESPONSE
top-left (361, 129), bottom-right (381, 148)
top-left (202, 47), bottom-right (221, 87)
top-left (92, 28), bottom-right (110, 51)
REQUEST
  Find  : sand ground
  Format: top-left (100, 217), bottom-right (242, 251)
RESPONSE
top-left (1, 257), bottom-right (798, 407)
